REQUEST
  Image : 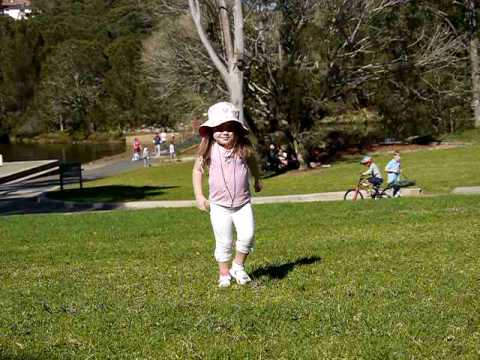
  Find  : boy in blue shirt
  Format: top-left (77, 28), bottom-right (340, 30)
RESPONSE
top-left (385, 151), bottom-right (401, 197)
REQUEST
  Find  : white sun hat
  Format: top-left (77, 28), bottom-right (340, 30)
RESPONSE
top-left (199, 101), bottom-right (249, 137)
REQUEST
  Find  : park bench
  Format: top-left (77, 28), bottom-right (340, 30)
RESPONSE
top-left (59, 161), bottom-right (83, 191)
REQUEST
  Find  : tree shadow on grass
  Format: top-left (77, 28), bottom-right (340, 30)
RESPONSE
top-left (251, 256), bottom-right (321, 280)
top-left (47, 185), bottom-right (179, 203)
top-left (261, 169), bottom-right (288, 179)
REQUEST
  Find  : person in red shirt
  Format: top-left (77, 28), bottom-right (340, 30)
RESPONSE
top-left (132, 138), bottom-right (142, 161)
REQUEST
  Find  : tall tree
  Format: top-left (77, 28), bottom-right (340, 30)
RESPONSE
top-left (465, 0), bottom-right (480, 127)
top-left (248, 1), bottom-right (465, 141)
top-left (141, 16), bottom-right (215, 126)
top-left (36, 40), bottom-right (107, 134)
top-left (188, 0), bottom-right (246, 121)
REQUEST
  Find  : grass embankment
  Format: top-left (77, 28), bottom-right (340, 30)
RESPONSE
top-left (1, 196), bottom-right (479, 358)
top-left (441, 128), bottom-right (480, 145)
top-left (48, 142), bottom-right (480, 203)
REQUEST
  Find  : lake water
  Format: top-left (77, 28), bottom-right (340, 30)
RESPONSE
top-left (0, 142), bottom-right (127, 163)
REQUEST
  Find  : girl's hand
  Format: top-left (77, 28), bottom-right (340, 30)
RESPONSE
top-left (196, 196), bottom-right (210, 212)
top-left (254, 179), bottom-right (263, 193)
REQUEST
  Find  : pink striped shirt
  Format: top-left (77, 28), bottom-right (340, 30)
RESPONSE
top-left (209, 142), bottom-right (251, 208)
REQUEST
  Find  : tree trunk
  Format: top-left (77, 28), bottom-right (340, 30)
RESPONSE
top-left (189, 0), bottom-right (245, 121)
top-left (466, 0), bottom-right (480, 127)
top-left (228, 71), bottom-right (244, 121)
top-left (59, 114), bottom-right (64, 132)
top-left (293, 137), bottom-right (307, 170)
top-left (469, 37), bottom-right (480, 127)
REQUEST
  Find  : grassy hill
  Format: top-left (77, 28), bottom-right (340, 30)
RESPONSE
top-left (48, 141), bottom-right (480, 203)
top-left (1, 196), bottom-right (479, 358)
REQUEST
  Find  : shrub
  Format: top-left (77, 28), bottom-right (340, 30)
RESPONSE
top-left (301, 109), bottom-right (383, 161)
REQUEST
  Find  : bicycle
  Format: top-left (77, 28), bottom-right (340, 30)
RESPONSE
top-left (344, 175), bottom-right (392, 201)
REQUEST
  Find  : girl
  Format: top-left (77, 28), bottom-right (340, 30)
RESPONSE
top-left (192, 101), bottom-right (263, 287)
top-left (132, 137), bottom-right (142, 161)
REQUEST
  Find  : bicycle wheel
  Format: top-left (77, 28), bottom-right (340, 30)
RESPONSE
top-left (344, 189), bottom-right (364, 201)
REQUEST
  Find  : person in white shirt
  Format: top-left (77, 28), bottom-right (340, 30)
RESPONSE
top-left (169, 141), bottom-right (176, 159)
top-left (142, 146), bottom-right (151, 167)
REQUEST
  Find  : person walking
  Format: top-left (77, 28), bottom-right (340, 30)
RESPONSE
top-left (153, 133), bottom-right (162, 157)
top-left (169, 140), bottom-right (176, 160)
top-left (143, 146), bottom-right (151, 167)
top-left (385, 151), bottom-right (401, 197)
top-left (132, 137), bottom-right (142, 161)
top-left (192, 101), bottom-right (263, 288)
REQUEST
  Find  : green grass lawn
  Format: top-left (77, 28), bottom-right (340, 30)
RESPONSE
top-left (48, 143), bottom-right (480, 203)
top-left (1, 196), bottom-right (479, 359)
top-left (441, 127), bottom-right (480, 145)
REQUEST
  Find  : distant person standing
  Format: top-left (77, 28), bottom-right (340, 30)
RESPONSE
top-left (132, 137), bottom-right (142, 161)
top-left (278, 146), bottom-right (288, 169)
top-left (153, 133), bottom-right (162, 157)
top-left (169, 139), bottom-right (176, 160)
top-left (385, 151), bottom-right (402, 197)
top-left (265, 144), bottom-right (280, 172)
top-left (143, 146), bottom-right (151, 167)
top-left (160, 131), bottom-right (167, 144)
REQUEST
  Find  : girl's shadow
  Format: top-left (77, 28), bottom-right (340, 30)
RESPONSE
top-left (251, 256), bottom-right (321, 280)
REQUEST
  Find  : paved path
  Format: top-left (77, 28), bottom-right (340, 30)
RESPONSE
top-left (83, 157), bottom-right (146, 180)
top-left (3, 187), bottom-right (421, 216)
top-left (451, 186), bottom-right (480, 195)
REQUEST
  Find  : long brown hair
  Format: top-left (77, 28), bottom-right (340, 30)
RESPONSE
top-left (197, 123), bottom-right (254, 166)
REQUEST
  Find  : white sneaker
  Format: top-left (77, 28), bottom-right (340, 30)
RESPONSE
top-left (229, 264), bottom-right (251, 285)
top-left (218, 274), bottom-right (232, 288)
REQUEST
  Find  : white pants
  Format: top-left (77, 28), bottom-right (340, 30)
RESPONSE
top-left (210, 202), bottom-right (255, 263)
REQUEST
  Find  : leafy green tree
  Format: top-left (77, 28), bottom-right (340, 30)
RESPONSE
top-left (104, 38), bottom-right (142, 127)
top-left (36, 40), bottom-right (107, 134)
top-left (369, 1), bottom-right (469, 136)
top-left (247, 1), bottom-right (466, 150)
top-left (0, 0), bottom-right (474, 146)
top-left (0, 20), bottom-right (41, 112)
top-left (10, 0), bottom-right (158, 137)
top-left (0, 16), bottom-right (45, 137)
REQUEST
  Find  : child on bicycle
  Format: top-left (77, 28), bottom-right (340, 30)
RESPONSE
top-left (360, 155), bottom-right (383, 192)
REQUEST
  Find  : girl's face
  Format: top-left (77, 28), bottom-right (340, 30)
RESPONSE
top-left (213, 122), bottom-right (237, 148)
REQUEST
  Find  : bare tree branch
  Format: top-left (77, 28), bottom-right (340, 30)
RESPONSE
top-left (189, 0), bottom-right (229, 82)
